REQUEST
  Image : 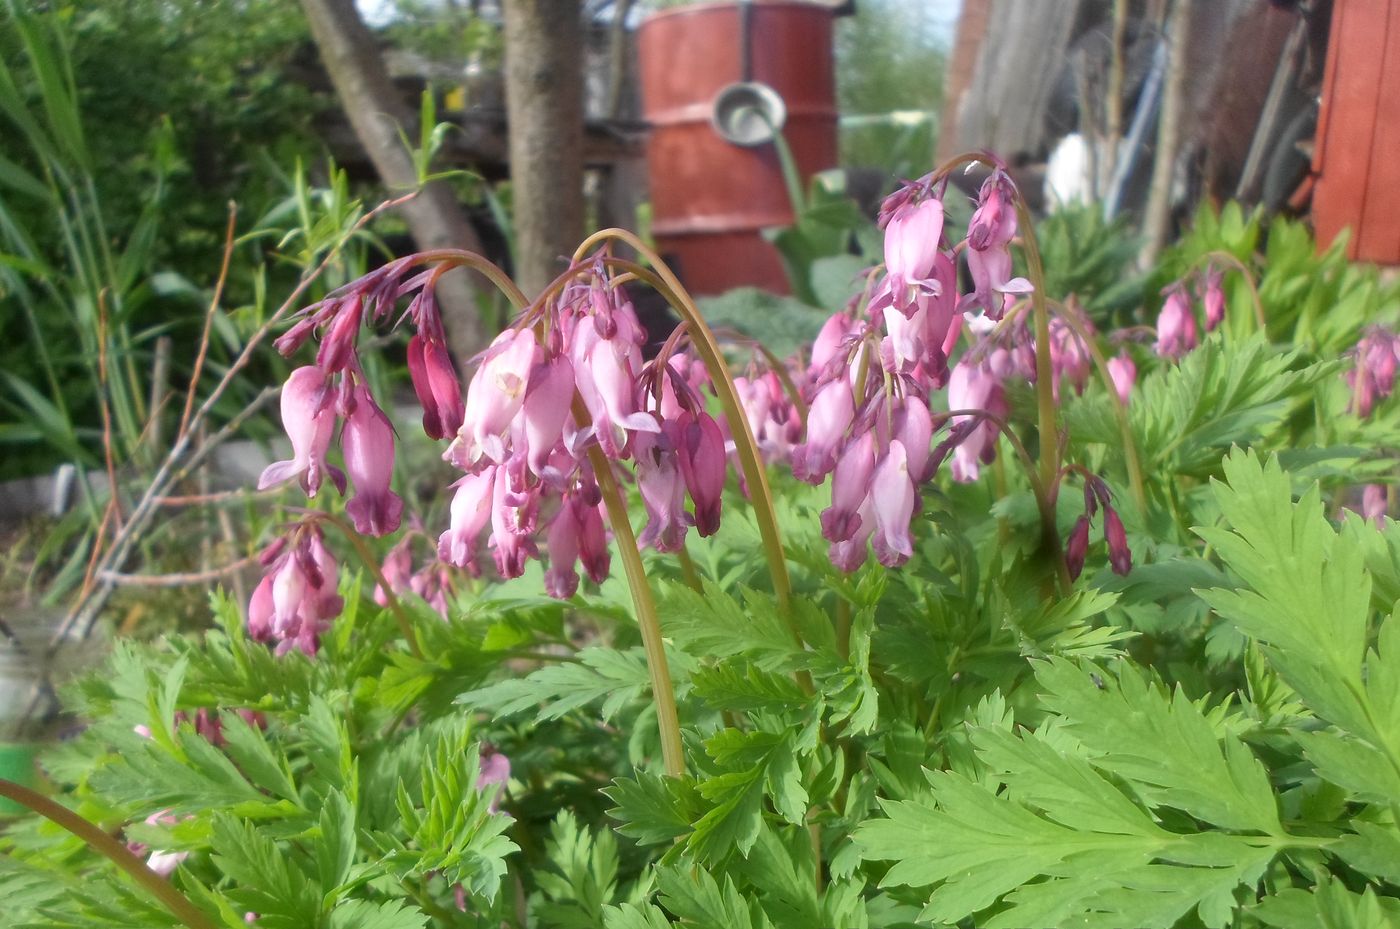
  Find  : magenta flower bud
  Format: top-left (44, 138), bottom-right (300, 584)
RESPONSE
top-left (1065, 515), bottom-right (1091, 581)
top-left (257, 366), bottom-right (344, 497)
top-left (821, 429), bottom-right (875, 543)
top-left (871, 440), bottom-right (917, 567)
top-left (342, 387), bottom-right (404, 537)
top-left (884, 196), bottom-right (944, 290)
top-left (407, 334), bottom-right (464, 440)
top-left (576, 491), bottom-right (610, 584)
top-left (634, 430), bottom-right (688, 552)
top-left (1107, 354), bottom-right (1136, 406)
top-left (1202, 268), bottom-right (1226, 332)
top-left (675, 411), bottom-right (726, 537)
top-left (439, 467), bottom-right (496, 574)
top-left (1155, 288), bottom-right (1198, 360)
top-left (1362, 484), bottom-right (1388, 527)
top-left (1103, 507), bottom-right (1132, 576)
top-left (968, 173), bottom-right (1017, 251)
top-left (793, 377), bottom-right (855, 483)
top-left (316, 296), bottom-right (363, 374)
top-left (477, 747), bottom-right (511, 814)
top-left (522, 354), bottom-right (576, 476)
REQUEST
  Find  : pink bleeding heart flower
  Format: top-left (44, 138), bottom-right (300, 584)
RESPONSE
top-left (883, 195), bottom-right (944, 303)
top-left (675, 411), bottom-right (726, 537)
top-left (572, 328), bottom-right (659, 459)
top-left (1362, 484), bottom-right (1388, 527)
top-left (407, 334), bottom-right (465, 440)
top-left (477, 747), bottom-right (511, 814)
top-left (374, 538), bottom-right (414, 606)
top-left (1046, 315), bottom-right (1092, 400)
top-left (439, 467), bottom-right (496, 575)
top-left (257, 366), bottom-right (344, 497)
top-left (1155, 287), bottom-right (1198, 360)
top-left (1107, 354), bottom-right (1136, 406)
top-left (342, 386), bottom-right (404, 537)
top-left (316, 296), bottom-right (363, 375)
top-left (521, 353), bottom-right (576, 477)
top-left (962, 245), bottom-right (1033, 321)
top-left (793, 376), bottom-right (855, 484)
top-left (1347, 327), bottom-right (1400, 418)
top-left (812, 310), bottom-right (858, 373)
top-left (634, 429), bottom-right (688, 552)
top-left (829, 494), bottom-right (876, 573)
top-left (947, 360), bottom-right (1007, 483)
top-left (968, 172), bottom-right (1018, 251)
top-left (246, 574), bottom-right (275, 643)
top-left (893, 395), bottom-right (935, 483)
top-left (488, 466), bottom-right (537, 579)
top-left (821, 429), bottom-right (875, 543)
top-left (454, 328), bottom-right (539, 466)
top-left (870, 440), bottom-right (917, 567)
top-left (544, 491), bottom-right (605, 599)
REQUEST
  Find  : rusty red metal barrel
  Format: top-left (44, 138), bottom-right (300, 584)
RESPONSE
top-left (638, 1), bottom-right (839, 295)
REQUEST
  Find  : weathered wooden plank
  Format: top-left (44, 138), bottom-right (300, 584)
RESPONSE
top-left (1357, 1), bottom-right (1400, 262)
top-left (1313, 0), bottom-right (1389, 259)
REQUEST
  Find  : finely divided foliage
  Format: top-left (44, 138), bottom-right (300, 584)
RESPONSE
top-left (5, 159), bottom-right (1400, 929)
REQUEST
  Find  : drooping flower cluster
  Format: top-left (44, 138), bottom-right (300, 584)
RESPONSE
top-left (1346, 326), bottom-right (1400, 418)
top-left (1344, 325), bottom-right (1400, 525)
top-left (770, 166), bottom-right (1044, 571)
top-left (246, 522), bottom-right (343, 656)
top-left (1063, 473), bottom-right (1133, 579)
top-left (374, 532), bottom-right (460, 619)
top-left (1155, 264), bottom-right (1231, 361)
top-left (437, 271), bottom-right (727, 596)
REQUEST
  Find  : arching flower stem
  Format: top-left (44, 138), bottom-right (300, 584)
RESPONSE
top-left (575, 231), bottom-right (803, 652)
top-left (313, 511), bottom-right (424, 659)
top-left (0, 778), bottom-right (219, 929)
top-left (583, 436), bottom-right (686, 778)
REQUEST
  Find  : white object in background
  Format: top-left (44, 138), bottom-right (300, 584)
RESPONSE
top-left (50, 463), bottom-right (76, 517)
top-left (1045, 133), bottom-right (1092, 208)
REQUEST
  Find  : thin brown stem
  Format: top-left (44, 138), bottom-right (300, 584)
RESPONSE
top-left (316, 513), bottom-right (423, 660)
top-left (178, 203), bottom-right (238, 442)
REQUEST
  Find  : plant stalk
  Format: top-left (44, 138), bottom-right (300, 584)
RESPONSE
top-left (585, 443), bottom-right (686, 778)
top-left (0, 778), bottom-right (219, 929)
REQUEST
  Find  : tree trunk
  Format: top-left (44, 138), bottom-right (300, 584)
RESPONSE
top-left (502, 0), bottom-right (585, 298)
top-left (1140, 0), bottom-right (1192, 267)
top-left (298, 0), bottom-right (489, 363)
